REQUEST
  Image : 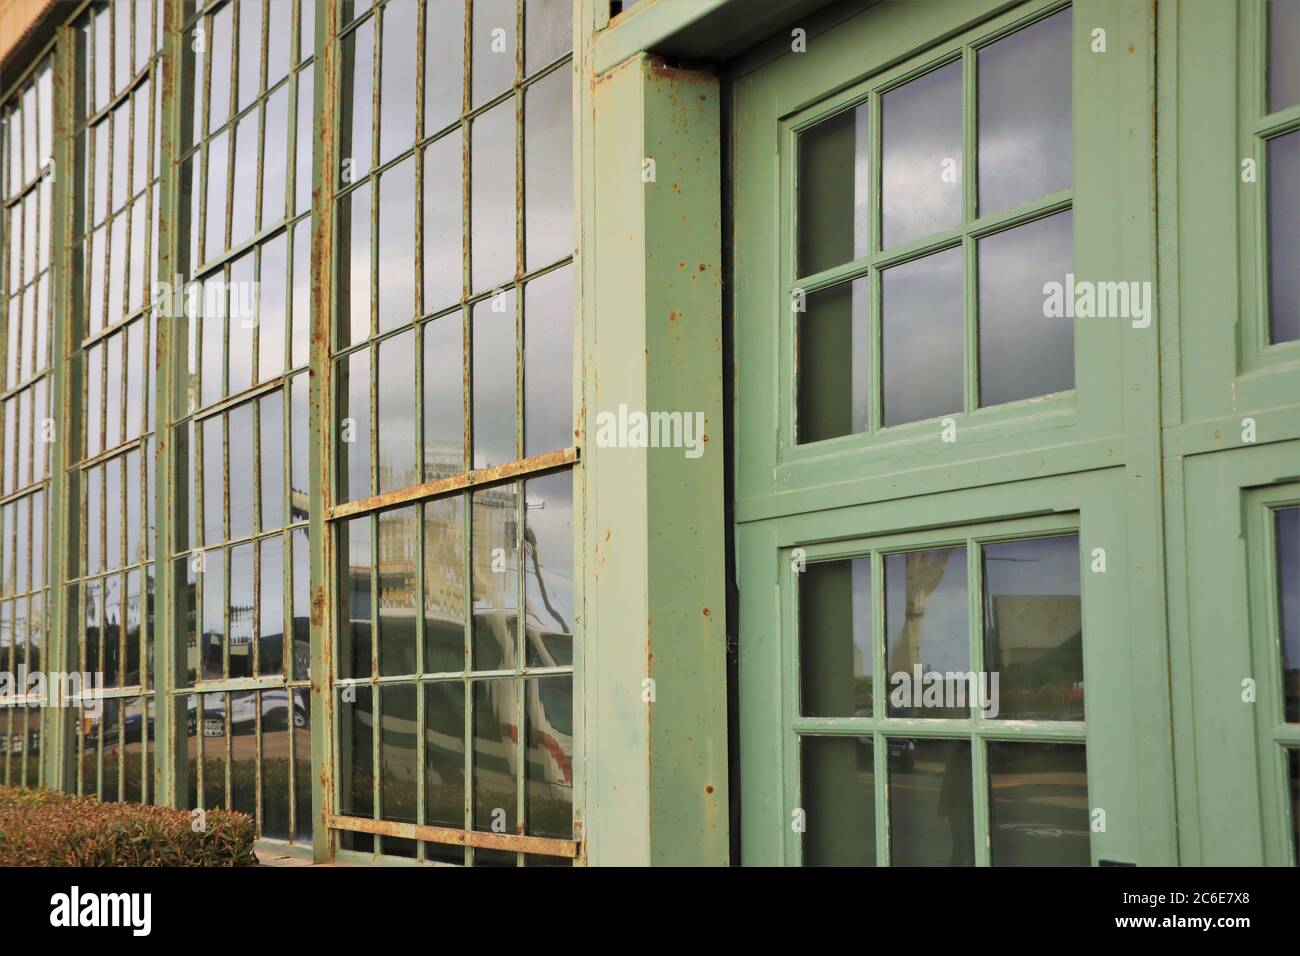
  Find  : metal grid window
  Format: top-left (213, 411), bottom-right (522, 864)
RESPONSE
top-left (329, 0), bottom-right (576, 866)
top-left (0, 53), bottom-right (54, 789)
top-left (67, 0), bottom-right (164, 804)
top-left (171, 0), bottom-right (317, 844)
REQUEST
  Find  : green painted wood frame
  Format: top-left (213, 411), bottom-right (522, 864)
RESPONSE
top-left (731, 0), bottom-right (1175, 864)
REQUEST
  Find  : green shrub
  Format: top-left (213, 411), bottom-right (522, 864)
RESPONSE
top-left (0, 785), bottom-right (258, 866)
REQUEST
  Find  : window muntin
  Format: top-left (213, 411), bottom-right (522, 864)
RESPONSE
top-left (792, 4), bottom-right (1074, 442)
top-left (67, 0), bottom-right (164, 804)
top-left (0, 54), bottom-right (54, 789)
top-left (795, 525), bottom-right (1088, 866)
top-left (169, 0), bottom-right (316, 845)
top-left (331, 0), bottom-right (575, 866)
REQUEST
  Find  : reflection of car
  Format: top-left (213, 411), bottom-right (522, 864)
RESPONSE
top-left (888, 738), bottom-right (916, 773)
top-left (183, 690), bottom-right (308, 738)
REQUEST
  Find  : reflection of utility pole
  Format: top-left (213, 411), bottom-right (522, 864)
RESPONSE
top-left (523, 524), bottom-right (570, 635)
top-left (890, 550), bottom-right (953, 668)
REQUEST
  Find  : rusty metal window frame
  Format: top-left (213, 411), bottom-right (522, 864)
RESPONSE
top-left (0, 48), bottom-right (57, 791)
top-left (167, 0), bottom-right (317, 845)
top-left (325, 0), bottom-right (578, 866)
top-left (64, 0), bottom-right (166, 805)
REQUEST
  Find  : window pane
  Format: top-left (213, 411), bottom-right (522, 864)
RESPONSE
top-left (796, 277), bottom-right (868, 443)
top-left (882, 246), bottom-right (963, 427)
top-left (978, 210), bottom-right (1074, 407)
top-left (424, 312), bottom-right (465, 480)
top-left (424, 495), bottom-right (466, 673)
top-left (801, 735), bottom-right (875, 866)
top-left (472, 0), bottom-right (517, 108)
top-left (525, 0), bottom-right (572, 72)
top-left (473, 677), bottom-right (518, 832)
top-left (977, 9), bottom-right (1072, 215)
top-left (884, 546), bottom-right (968, 718)
top-left (882, 60), bottom-right (961, 249)
top-left (524, 67), bottom-right (573, 271)
top-left (378, 0), bottom-right (418, 166)
top-left (1268, 131), bottom-right (1299, 344)
top-left (262, 85), bottom-right (289, 227)
top-left (523, 264), bottom-right (573, 456)
top-left (258, 233), bottom-right (288, 383)
top-left (472, 483), bottom-right (517, 671)
top-left (471, 100), bottom-right (517, 293)
top-left (342, 17), bottom-right (374, 182)
top-left (524, 472), bottom-right (573, 668)
top-left (424, 130), bottom-right (464, 314)
top-left (1269, 0), bottom-right (1300, 112)
top-left (378, 330), bottom-right (417, 493)
top-left (426, 0), bottom-right (465, 134)
top-left (1278, 507), bottom-right (1299, 723)
top-left (381, 683), bottom-right (418, 822)
top-left (203, 692), bottom-right (227, 809)
top-left (378, 158), bottom-right (416, 332)
top-left (378, 507), bottom-right (417, 676)
top-left (338, 515), bottom-right (372, 681)
top-left (201, 549), bottom-right (225, 680)
top-left (261, 690), bottom-right (291, 841)
top-left (472, 289), bottom-right (516, 468)
top-left (982, 534), bottom-right (1083, 721)
top-left (228, 542), bottom-right (254, 678)
top-left (525, 675), bottom-right (572, 837)
top-left (341, 181), bottom-right (371, 346)
top-left (800, 557), bottom-right (872, 718)
top-left (259, 534), bottom-right (283, 676)
top-left (888, 737), bottom-right (973, 866)
top-left (338, 684), bottom-right (374, 818)
top-left (425, 681), bottom-right (466, 829)
top-left (988, 741), bottom-right (1090, 866)
top-left (797, 103), bottom-right (868, 276)
top-left (338, 347), bottom-right (371, 502)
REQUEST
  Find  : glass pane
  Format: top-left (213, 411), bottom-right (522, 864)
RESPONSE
top-left (201, 549), bottom-right (225, 680)
top-left (1277, 507), bottom-right (1299, 722)
top-left (524, 472), bottom-right (572, 668)
top-left (262, 689), bottom-right (291, 841)
top-left (472, 289), bottom-right (516, 468)
top-left (378, 0), bottom-right (418, 165)
top-left (228, 402), bottom-right (254, 539)
top-left (1268, 131), bottom-right (1299, 344)
top-left (228, 542), bottom-right (254, 678)
top-left (339, 347), bottom-right (371, 502)
top-left (237, 0), bottom-right (263, 111)
top-left (204, 130), bottom-right (229, 260)
top-left (801, 735), bottom-right (875, 866)
top-left (230, 689), bottom-right (256, 816)
top-left (293, 686), bottom-right (311, 841)
top-left (259, 534), bottom-right (284, 676)
top-left (378, 330), bottom-right (417, 493)
top-left (1289, 748), bottom-right (1300, 863)
top-left (378, 506), bottom-right (418, 676)
top-left (525, 675), bottom-right (572, 837)
top-left (888, 737), bottom-right (973, 866)
top-left (202, 692), bottom-right (226, 809)
top-left (882, 246), bottom-right (963, 427)
top-left (267, 0), bottom-right (291, 88)
top-left (800, 557), bottom-right (872, 717)
top-left (381, 684), bottom-right (418, 822)
top-left (424, 130), bottom-right (464, 314)
top-left (982, 534), bottom-right (1083, 721)
top-left (292, 219), bottom-right (311, 366)
top-left (378, 158), bottom-right (416, 332)
top-left (291, 528), bottom-right (310, 678)
top-left (342, 18), bottom-right (374, 182)
top-left (295, 70), bottom-right (314, 216)
top-left (233, 114), bottom-right (260, 247)
top-left (884, 546), bottom-right (968, 718)
top-left (262, 86), bottom-right (289, 227)
top-left (426, 0), bottom-right (465, 134)
top-left (797, 103), bottom-right (868, 276)
top-left (988, 741), bottom-right (1090, 866)
top-left (977, 9), bottom-right (1072, 215)
top-left (978, 210), bottom-right (1074, 407)
top-left (424, 311), bottom-right (464, 480)
top-left (424, 495), bottom-right (466, 673)
top-left (471, 100), bottom-right (516, 293)
top-left (202, 415), bottom-right (223, 544)
top-left (338, 514), bottom-right (372, 680)
top-left (338, 684), bottom-right (374, 819)
top-left (526, 0), bottom-right (572, 72)
top-left (524, 67), bottom-right (573, 271)
top-left (425, 681), bottom-right (466, 829)
top-left (523, 264), bottom-right (573, 456)
top-left (258, 233), bottom-right (288, 383)
top-left (1269, 0), bottom-right (1300, 112)
top-left (473, 677), bottom-right (518, 832)
top-left (881, 60), bottom-right (962, 249)
top-left (472, 0), bottom-right (516, 108)
top-left (472, 483), bottom-right (517, 671)
top-left (259, 390), bottom-right (284, 531)
top-left (341, 181), bottom-right (371, 346)
top-left (796, 277), bottom-right (868, 443)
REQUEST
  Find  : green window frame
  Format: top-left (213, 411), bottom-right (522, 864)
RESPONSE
top-left (167, 0), bottom-right (317, 844)
top-left (0, 51), bottom-right (55, 789)
top-left (68, 0), bottom-right (164, 805)
top-left (789, 514), bottom-right (1090, 866)
top-left (1246, 483), bottom-right (1300, 866)
top-left (326, 0), bottom-right (577, 866)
